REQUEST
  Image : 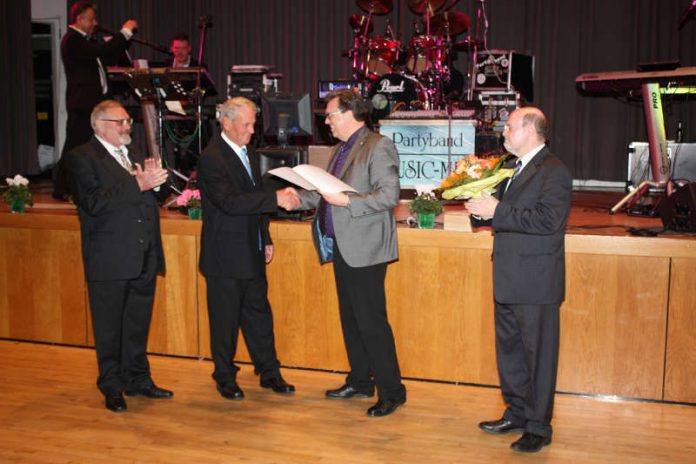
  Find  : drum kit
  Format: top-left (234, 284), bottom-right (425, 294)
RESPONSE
top-left (346, 0), bottom-right (475, 119)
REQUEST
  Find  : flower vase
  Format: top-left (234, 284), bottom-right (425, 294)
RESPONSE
top-left (187, 208), bottom-right (201, 220)
top-left (9, 199), bottom-right (26, 214)
top-left (417, 212), bottom-right (435, 229)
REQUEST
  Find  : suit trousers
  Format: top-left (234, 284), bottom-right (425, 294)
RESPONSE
top-left (86, 246), bottom-right (157, 396)
top-left (205, 274), bottom-right (281, 386)
top-left (495, 301), bottom-right (560, 438)
top-left (332, 244), bottom-right (405, 401)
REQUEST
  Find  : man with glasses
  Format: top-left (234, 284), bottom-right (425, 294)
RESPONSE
top-left (467, 107), bottom-right (572, 453)
top-left (292, 89), bottom-right (406, 417)
top-left (65, 99), bottom-right (172, 413)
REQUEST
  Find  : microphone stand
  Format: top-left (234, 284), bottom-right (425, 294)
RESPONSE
top-left (96, 27), bottom-right (172, 56)
top-left (195, 16), bottom-right (213, 156)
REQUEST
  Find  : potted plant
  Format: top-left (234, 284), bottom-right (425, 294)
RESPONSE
top-left (409, 192), bottom-right (443, 229)
top-left (3, 174), bottom-right (33, 213)
top-left (176, 188), bottom-right (202, 220)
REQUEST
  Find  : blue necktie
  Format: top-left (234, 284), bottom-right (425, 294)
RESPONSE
top-left (240, 147), bottom-right (254, 184)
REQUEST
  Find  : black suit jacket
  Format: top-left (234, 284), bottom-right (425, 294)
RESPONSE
top-left (61, 28), bottom-right (130, 112)
top-left (197, 135), bottom-right (277, 279)
top-left (65, 137), bottom-right (167, 281)
top-left (488, 147), bottom-right (573, 305)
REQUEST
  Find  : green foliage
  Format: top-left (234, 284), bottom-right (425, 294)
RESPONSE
top-left (409, 192), bottom-right (443, 215)
top-left (2, 185), bottom-right (33, 207)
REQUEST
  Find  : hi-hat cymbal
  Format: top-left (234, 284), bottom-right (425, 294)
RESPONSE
top-left (356, 0), bottom-right (393, 15)
top-left (431, 11), bottom-right (470, 36)
top-left (452, 38), bottom-right (483, 51)
top-left (349, 14), bottom-right (374, 33)
top-left (408, 0), bottom-right (445, 14)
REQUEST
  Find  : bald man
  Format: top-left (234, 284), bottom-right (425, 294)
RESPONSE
top-left (467, 107), bottom-right (572, 453)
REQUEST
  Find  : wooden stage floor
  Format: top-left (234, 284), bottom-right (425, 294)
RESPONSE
top-left (1, 340), bottom-right (694, 463)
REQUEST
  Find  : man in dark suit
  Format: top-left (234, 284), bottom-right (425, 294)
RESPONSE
top-left (65, 100), bottom-right (172, 413)
top-left (295, 89), bottom-right (406, 417)
top-left (197, 97), bottom-right (298, 400)
top-left (466, 107), bottom-right (572, 452)
top-left (169, 32), bottom-right (200, 68)
top-left (54, 1), bottom-right (137, 200)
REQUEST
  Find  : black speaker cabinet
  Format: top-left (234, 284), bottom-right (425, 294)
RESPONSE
top-left (657, 183), bottom-right (696, 232)
top-left (474, 50), bottom-right (534, 102)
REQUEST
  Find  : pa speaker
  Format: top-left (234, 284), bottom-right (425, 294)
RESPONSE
top-left (657, 183), bottom-right (696, 232)
top-left (257, 146), bottom-right (309, 221)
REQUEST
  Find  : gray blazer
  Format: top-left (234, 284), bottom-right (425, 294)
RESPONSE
top-left (298, 128), bottom-right (400, 267)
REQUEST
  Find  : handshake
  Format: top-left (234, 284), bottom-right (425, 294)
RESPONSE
top-left (276, 187), bottom-right (300, 211)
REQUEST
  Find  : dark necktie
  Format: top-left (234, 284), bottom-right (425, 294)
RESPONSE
top-left (318, 143), bottom-right (351, 237)
top-left (499, 159), bottom-right (522, 200)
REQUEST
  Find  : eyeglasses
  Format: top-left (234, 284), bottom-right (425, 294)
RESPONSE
top-left (99, 118), bottom-right (134, 126)
top-left (325, 109), bottom-right (344, 119)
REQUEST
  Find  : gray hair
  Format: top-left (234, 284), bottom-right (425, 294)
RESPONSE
top-left (521, 107), bottom-right (549, 140)
top-left (90, 100), bottom-right (125, 130)
top-left (218, 96), bottom-right (257, 123)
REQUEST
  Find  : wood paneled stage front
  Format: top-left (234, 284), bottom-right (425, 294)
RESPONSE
top-left (1, 190), bottom-right (695, 404)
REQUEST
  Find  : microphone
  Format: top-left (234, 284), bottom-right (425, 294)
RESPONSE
top-left (199, 15), bottom-right (213, 29)
top-left (678, 0), bottom-right (696, 30)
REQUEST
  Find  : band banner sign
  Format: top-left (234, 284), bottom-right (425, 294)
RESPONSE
top-left (379, 119), bottom-right (476, 187)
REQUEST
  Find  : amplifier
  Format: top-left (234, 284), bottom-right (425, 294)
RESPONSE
top-left (627, 142), bottom-right (696, 190)
top-left (474, 50), bottom-right (534, 102)
top-left (476, 91), bottom-right (520, 132)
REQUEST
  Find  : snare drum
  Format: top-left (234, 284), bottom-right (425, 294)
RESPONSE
top-left (366, 37), bottom-right (400, 77)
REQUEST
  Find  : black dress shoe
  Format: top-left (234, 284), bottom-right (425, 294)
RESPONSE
top-left (260, 376), bottom-right (295, 393)
top-left (510, 432), bottom-right (551, 453)
top-left (325, 384), bottom-right (375, 399)
top-left (366, 397), bottom-right (406, 417)
top-left (217, 382), bottom-right (244, 400)
top-left (105, 393), bottom-right (127, 412)
top-left (124, 384), bottom-right (173, 399)
top-left (479, 418), bottom-right (525, 434)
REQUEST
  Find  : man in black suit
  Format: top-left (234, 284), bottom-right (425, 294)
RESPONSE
top-left (466, 107), bottom-right (572, 453)
top-left (169, 32), bottom-right (200, 68)
top-left (54, 1), bottom-right (137, 199)
top-left (65, 100), bottom-right (172, 413)
top-left (197, 96), bottom-right (298, 400)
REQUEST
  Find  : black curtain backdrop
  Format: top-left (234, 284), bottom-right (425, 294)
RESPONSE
top-left (1, 1), bottom-right (38, 176)
top-left (5, 0), bottom-right (696, 180)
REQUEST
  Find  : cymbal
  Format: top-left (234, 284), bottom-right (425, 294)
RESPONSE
top-left (356, 0), bottom-right (393, 15)
top-left (349, 14), bottom-right (374, 33)
top-left (408, 0), bottom-right (445, 14)
top-left (431, 11), bottom-right (470, 36)
top-left (452, 38), bottom-right (483, 51)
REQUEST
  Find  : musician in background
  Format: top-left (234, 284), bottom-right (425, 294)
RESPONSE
top-left (161, 32), bottom-right (209, 174)
top-left (169, 32), bottom-right (203, 68)
top-left (53, 1), bottom-right (137, 200)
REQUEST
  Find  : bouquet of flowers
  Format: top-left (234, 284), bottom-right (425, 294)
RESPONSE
top-left (438, 153), bottom-right (514, 200)
top-left (3, 174), bottom-right (33, 210)
top-left (176, 188), bottom-right (201, 210)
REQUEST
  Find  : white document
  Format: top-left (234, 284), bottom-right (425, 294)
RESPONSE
top-left (268, 164), bottom-right (357, 193)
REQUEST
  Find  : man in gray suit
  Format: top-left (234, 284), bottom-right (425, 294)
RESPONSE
top-left (467, 107), bottom-right (572, 453)
top-left (294, 89), bottom-right (406, 417)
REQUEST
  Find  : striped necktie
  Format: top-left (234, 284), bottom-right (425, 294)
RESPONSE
top-left (114, 148), bottom-right (132, 171)
top-left (504, 159), bottom-right (523, 194)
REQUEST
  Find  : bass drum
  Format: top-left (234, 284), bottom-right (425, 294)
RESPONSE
top-left (368, 73), bottom-right (428, 121)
